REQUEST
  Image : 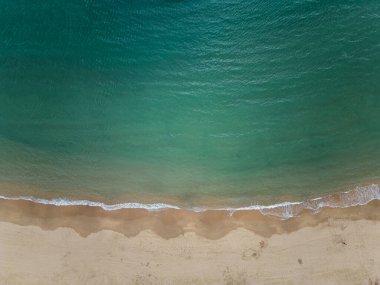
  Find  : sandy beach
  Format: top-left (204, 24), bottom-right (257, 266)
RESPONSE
top-left (0, 199), bottom-right (380, 284)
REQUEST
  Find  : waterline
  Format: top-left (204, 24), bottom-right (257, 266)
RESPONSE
top-left (1, 184), bottom-right (379, 219)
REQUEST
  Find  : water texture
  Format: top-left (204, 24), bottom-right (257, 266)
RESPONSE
top-left (0, 0), bottom-right (380, 206)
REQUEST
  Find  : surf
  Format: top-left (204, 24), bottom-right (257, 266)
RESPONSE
top-left (0, 184), bottom-right (379, 219)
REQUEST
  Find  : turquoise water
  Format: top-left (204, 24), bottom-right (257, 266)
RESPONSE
top-left (0, 0), bottom-right (380, 206)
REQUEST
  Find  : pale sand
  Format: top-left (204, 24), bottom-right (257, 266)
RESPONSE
top-left (1, 200), bottom-right (380, 284)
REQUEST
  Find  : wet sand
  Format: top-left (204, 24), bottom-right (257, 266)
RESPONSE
top-left (1, 199), bottom-right (380, 284)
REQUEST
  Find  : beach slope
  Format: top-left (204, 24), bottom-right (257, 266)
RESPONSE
top-left (0, 201), bottom-right (380, 284)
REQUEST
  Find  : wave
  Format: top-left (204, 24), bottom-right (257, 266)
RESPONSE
top-left (0, 184), bottom-right (379, 219)
top-left (0, 195), bottom-right (181, 211)
top-left (227, 184), bottom-right (380, 218)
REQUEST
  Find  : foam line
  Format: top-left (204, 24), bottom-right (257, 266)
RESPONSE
top-left (0, 195), bottom-right (180, 211)
top-left (0, 184), bottom-right (379, 219)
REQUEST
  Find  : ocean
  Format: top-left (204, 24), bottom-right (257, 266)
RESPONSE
top-left (0, 0), bottom-right (380, 213)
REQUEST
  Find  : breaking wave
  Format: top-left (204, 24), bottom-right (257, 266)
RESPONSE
top-left (0, 184), bottom-right (379, 219)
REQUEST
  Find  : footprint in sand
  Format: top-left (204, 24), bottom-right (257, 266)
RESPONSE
top-left (259, 240), bottom-right (268, 249)
top-left (332, 234), bottom-right (347, 246)
top-left (242, 240), bottom-right (268, 260)
top-left (242, 248), bottom-right (260, 260)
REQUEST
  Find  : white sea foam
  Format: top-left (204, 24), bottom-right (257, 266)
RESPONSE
top-left (0, 184), bottom-right (379, 219)
top-left (225, 183), bottom-right (380, 218)
top-left (0, 195), bottom-right (180, 211)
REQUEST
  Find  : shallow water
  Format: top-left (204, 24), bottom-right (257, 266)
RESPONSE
top-left (0, 0), bottom-right (380, 206)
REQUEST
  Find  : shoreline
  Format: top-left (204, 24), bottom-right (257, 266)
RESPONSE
top-left (2, 190), bottom-right (380, 239)
top-left (1, 193), bottom-right (380, 284)
top-left (0, 183), bottom-right (379, 219)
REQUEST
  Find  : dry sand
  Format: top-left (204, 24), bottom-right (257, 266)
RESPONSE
top-left (0, 199), bottom-right (380, 284)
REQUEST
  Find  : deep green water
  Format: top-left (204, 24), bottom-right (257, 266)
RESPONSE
top-left (0, 0), bottom-right (380, 205)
